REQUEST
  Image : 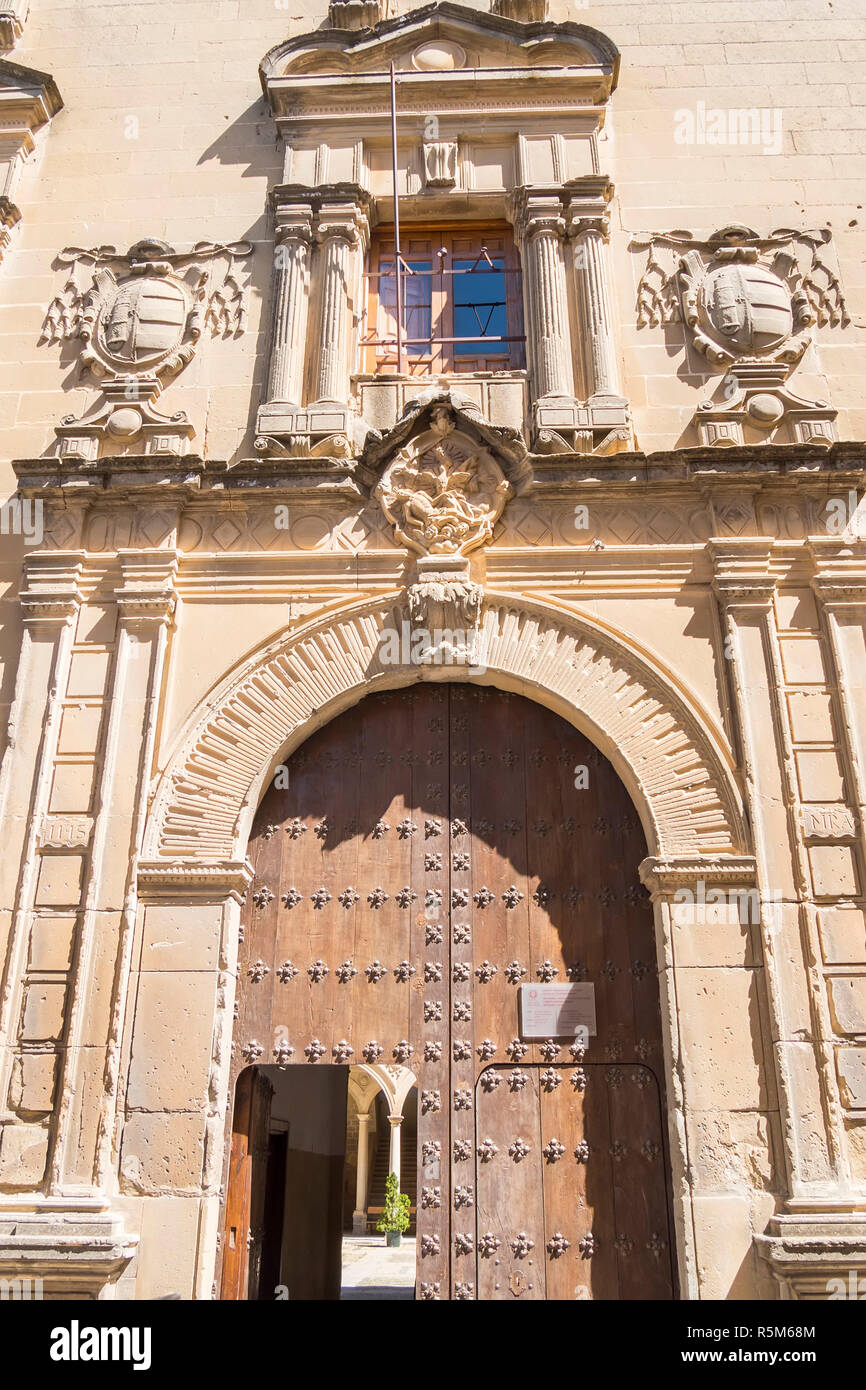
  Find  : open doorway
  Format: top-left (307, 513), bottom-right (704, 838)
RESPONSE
top-left (342, 1068), bottom-right (417, 1301)
top-left (222, 1063), bottom-right (417, 1300)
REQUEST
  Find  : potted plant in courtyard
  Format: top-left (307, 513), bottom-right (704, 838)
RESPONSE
top-left (377, 1172), bottom-right (411, 1248)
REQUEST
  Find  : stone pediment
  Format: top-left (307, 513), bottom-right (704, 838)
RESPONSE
top-left (260, 3), bottom-right (620, 110)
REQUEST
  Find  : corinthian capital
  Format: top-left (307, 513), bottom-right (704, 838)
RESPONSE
top-left (315, 184), bottom-right (374, 251)
top-left (509, 187), bottom-right (566, 245)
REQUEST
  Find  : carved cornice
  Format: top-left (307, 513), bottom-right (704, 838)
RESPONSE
top-left (19, 551), bottom-right (83, 626)
top-left (639, 854), bottom-right (758, 896)
top-left (0, 1204), bottom-right (137, 1289)
top-left (708, 538), bottom-right (775, 608)
top-left (136, 858), bottom-right (253, 902)
top-left (807, 537), bottom-right (866, 606)
top-left (755, 1214), bottom-right (866, 1295)
top-left (13, 440), bottom-right (866, 503)
top-left (0, 57), bottom-right (62, 127)
top-left (115, 548), bottom-right (179, 626)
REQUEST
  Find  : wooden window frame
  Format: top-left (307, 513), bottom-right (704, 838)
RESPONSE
top-left (362, 222), bottom-right (525, 376)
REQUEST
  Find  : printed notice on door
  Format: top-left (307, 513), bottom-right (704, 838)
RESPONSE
top-left (518, 983), bottom-right (597, 1039)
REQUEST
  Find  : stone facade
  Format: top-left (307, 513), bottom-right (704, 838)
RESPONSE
top-left (0, 0), bottom-right (865, 1300)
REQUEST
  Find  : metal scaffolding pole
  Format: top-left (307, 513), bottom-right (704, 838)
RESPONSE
top-left (389, 61), bottom-right (404, 377)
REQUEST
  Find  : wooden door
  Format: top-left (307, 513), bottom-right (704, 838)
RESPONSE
top-left (228, 684), bottom-right (675, 1301)
top-left (221, 1067), bottom-right (273, 1300)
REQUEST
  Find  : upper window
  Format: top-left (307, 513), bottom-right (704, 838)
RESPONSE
top-left (363, 226), bottom-right (525, 376)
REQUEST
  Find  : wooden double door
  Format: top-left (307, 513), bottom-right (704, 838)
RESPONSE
top-left (227, 683), bottom-right (676, 1300)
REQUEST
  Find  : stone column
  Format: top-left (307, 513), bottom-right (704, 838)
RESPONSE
top-left (387, 1112), bottom-right (403, 1190)
top-left (512, 190), bottom-right (575, 404)
top-left (255, 193), bottom-right (315, 441)
top-left (567, 199), bottom-right (624, 401)
top-left (352, 1109), bottom-right (372, 1233)
top-left (311, 188), bottom-right (372, 408)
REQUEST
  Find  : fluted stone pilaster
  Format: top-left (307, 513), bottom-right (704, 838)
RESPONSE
top-left (263, 201), bottom-right (314, 409)
top-left (568, 209), bottom-right (622, 399)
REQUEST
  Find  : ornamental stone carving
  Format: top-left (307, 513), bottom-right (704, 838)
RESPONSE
top-left (634, 224), bottom-right (847, 446)
top-left (41, 237), bottom-right (250, 457)
top-left (422, 140), bottom-right (457, 189)
top-left (375, 406), bottom-right (512, 557)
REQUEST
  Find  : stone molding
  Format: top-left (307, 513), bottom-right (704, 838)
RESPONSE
top-left (0, 1), bottom-right (27, 48)
top-left (708, 537), bottom-right (776, 609)
top-left (755, 1214), bottom-right (866, 1299)
top-left (136, 858), bottom-right (252, 902)
top-left (639, 854), bottom-right (758, 896)
top-left (18, 551), bottom-right (84, 626)
top-left (0, 58), bottom-right (62, 266)
top-left (143, 590), bottom-right (747, 864)
top-left (808, 538), bottom-right (866, 606)
top-left (0, 1202), bottom-right (137, 1295)
top-left (115, 548), bottom-right (179, 627)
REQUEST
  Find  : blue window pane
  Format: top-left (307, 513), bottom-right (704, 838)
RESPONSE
top-left (453, 258), bottom-right (507, 356)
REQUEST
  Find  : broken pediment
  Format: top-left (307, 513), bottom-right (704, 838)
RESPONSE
top-left (260, 3), bottom-right (620, 106)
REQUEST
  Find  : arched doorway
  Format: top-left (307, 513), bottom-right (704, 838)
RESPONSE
top-left (222, 683), bottom-right (677, 1300)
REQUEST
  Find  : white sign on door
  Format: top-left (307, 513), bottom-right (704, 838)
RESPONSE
top-left (518, 983), bottom-right (597, 1040)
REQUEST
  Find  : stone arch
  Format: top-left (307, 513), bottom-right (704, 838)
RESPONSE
top-left (144, 590), bottom-right (747, 865)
